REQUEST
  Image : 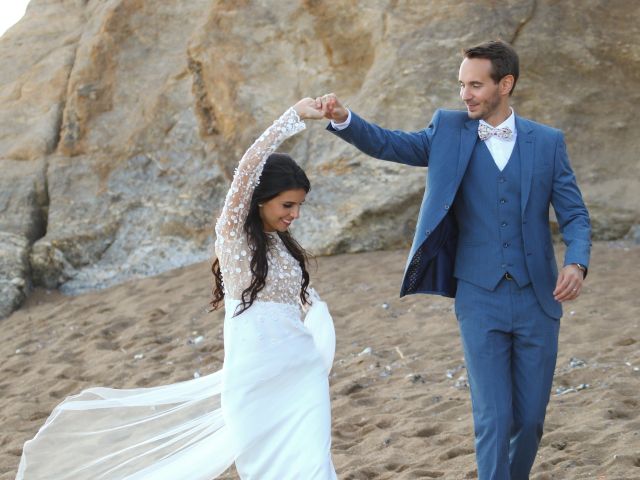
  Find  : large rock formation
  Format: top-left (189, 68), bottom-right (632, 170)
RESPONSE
top-left (1, 0), bottom-right (639, 316)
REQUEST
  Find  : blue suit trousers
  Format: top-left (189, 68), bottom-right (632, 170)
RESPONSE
top-left (455, 278), bottom-right (560, 480)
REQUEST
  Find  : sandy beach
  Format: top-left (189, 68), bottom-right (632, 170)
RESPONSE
top-left (1, 241), bottom-right (638, 479)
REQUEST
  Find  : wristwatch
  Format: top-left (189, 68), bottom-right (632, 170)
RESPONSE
top-left (574, 263), bottom-right (587, 278)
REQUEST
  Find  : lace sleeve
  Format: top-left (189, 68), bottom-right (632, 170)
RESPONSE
top-left (215, 107), bottom-right (306, 241)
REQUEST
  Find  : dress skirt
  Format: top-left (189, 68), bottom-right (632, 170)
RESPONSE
top-left (222, 299), bottom-right (336, 479)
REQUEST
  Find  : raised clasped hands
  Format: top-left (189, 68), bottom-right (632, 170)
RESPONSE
top-left (293, 94), bottom-right (349, 123)
top-left (315, 93), bottom-right (349, 123)
top-left (553, 264), bottom-right (585, 302)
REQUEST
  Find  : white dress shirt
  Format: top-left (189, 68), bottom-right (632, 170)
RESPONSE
top-left (330, 110), bottom-right (352, 131)
top-left (479, 109), bottom-right (517, 171)
top-left (332, 108), bottom-right (518, 171)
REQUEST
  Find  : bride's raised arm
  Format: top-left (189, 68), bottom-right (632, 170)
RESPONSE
top-left (215, 99), bottom-right (322, 241)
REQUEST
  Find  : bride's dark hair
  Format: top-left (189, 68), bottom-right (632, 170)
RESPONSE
top-left (211, 153), bottom-right (312, 316)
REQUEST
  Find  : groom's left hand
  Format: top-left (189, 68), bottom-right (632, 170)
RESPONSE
top-left (553, 264), bottom-right (584, 302)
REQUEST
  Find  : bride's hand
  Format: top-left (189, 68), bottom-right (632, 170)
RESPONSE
top-left (293, 98), bottom-right (325, 120)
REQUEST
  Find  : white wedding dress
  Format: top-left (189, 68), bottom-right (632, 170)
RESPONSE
top-left (16, 108), bottom-right (337, 479)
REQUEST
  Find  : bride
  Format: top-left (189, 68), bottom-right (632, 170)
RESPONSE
top-left (17, 98), bottom-right (338, 479)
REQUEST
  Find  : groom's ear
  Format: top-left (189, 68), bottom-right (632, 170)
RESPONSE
top-left (499, 75), bottom-right (515, 96)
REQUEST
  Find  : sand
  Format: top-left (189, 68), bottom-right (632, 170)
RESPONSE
top-left (1, 241), bottom-right (638, 479)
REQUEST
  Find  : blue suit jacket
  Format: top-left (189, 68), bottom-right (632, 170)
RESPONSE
top-left (329, 109), bottom-right (591, 318)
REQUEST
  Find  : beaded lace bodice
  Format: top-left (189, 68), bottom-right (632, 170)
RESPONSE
top-left (214, 108), bottom-right (306, 307)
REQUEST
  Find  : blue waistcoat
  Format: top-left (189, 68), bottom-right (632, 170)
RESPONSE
top-left (453, 139), bottom-right (531, 290)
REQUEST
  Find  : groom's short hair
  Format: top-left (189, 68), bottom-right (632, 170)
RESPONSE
top-left (464, 40), bottom-right (520, 95)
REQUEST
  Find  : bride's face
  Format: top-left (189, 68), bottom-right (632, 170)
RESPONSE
top-left (260, 188), bottom-right (307, 232)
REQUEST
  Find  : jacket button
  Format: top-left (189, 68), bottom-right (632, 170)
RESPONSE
top-left (444, 204), bottom-right (449, 210)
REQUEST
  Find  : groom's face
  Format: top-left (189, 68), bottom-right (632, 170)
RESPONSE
top-left (458, 57), bottom-right (503, 124)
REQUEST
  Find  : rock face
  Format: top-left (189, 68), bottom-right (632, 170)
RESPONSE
top-left (0, 159), bottom-right (47, 316)
top-left (1, 0), bottom-right (639, 316)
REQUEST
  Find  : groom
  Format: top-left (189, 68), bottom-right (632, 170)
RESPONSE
top-left (317, 40), bottom-right (591, 479)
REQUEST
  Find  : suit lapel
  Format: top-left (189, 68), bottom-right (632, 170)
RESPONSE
top-left (456, 118), bottom-right (479, 182)
top-left (517, 116), bottom-right (535, 213)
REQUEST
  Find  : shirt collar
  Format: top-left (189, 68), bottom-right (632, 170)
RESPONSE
top-left (480, 108), bottom-right (516, 135)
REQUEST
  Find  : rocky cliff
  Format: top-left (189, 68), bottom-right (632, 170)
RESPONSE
top-left (1, 0), bottom-right (639, 317)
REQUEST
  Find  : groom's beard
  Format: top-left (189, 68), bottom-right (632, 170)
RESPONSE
top-left (465, 91), bottom-right (502, 121)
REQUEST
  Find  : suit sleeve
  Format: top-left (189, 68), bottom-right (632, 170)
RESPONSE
top-left (326, 110), bottom-right (440, 167)
top-left (550, 132), bottom-right (592, 270)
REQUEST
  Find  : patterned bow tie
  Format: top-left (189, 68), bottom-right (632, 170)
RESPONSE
top-left (478, 123), bottom-right (513, 141)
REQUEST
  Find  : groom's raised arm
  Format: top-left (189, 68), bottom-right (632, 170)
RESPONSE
top-left (317, 93), bottom-right (435, 168)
